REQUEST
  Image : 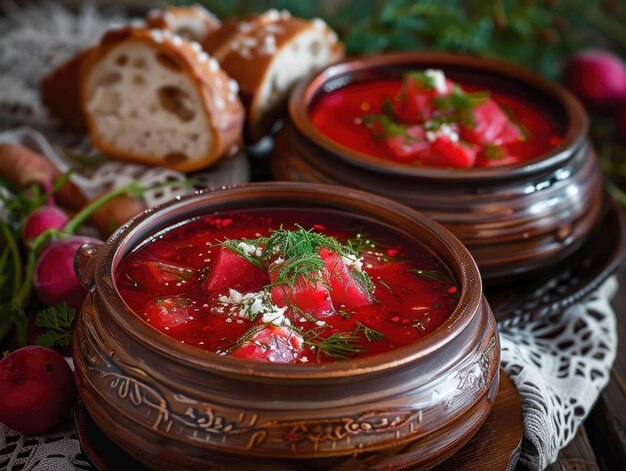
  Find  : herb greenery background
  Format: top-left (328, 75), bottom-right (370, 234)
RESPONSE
top-left (176, 0), bottom-right (626, 198)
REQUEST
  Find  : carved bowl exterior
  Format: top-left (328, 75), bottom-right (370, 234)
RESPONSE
top-left (73, 183), bottom-right (499, 470)
top-left (273, 52), bottom-right (603, 283)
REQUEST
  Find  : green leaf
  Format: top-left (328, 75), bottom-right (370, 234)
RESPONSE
top-left (36, 330), bottom-right (73, 348)
top-left (36, 303), bottom-right (75, 330)
top-left (35, 303), bottom-right (76, 348)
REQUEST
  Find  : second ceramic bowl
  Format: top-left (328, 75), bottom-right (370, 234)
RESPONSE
top-left (273, 52), bottom-right (603, 282)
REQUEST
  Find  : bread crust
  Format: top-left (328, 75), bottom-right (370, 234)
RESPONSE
top-left (41, 48), bottom-right (92, 133)
top-left (146, 5), bottom-right (221, 43)
top-left (203, 10), bottom-right (344, 142)
top-left (80, 26), bottom-right (244, 173)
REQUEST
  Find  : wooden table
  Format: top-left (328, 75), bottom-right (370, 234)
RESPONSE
top-left (545, 265), bottom-right (626, 471)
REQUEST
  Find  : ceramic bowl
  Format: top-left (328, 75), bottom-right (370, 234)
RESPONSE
top-left (72, 182), bottom-right (499, 470)
top-left (273, 52), bottom-right (604, 282)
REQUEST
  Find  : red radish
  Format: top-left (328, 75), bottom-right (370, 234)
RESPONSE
top-left (269, 265), bottom-right (334, 319)
top-left (22, 206), bottom-right (69, 241)
top-left (563, 50), bottom-right (626, 109)
top-left (319, 248), bottom-right (371, 308)
top-left (33, 236), bottom-right (101, 310)
top-left (144, 296), bottom-right (193, 331)
top-left (0, 346), bottom-right (75, 434)
top-left (230, 325), bottom-right (303, 363)
top-left (202, 246), bottom-right (268, 294)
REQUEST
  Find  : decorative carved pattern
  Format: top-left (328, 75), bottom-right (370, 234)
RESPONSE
top-left (77, 325), bottom-right (424, 455)
top-left (444, 330), bottom-right (498, 408)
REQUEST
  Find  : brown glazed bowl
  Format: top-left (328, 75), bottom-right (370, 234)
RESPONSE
top-left (273, 52), bottom-right (604, 283)
top-left (72, 183), bottom-right (499, 470)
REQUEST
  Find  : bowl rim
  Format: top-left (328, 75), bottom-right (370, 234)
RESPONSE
top-left (289, 51), bottom-right (588, 181)
top-left (89, 182), bottom-right (483, 380)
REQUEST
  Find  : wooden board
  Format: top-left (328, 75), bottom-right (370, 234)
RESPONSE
top-left (433, 372), bottom-right (522, 471)
top-left (75, 371), bottom-right (522, 471)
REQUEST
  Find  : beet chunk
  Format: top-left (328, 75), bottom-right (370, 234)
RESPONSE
top-left (230, 325), bottom-right (303, 363)
top-left (202, 246), bottom-right (269, 294)
top-left (319, 247), bottom-right (371, 308)
top-left (269, 264), bottom-right (334, 319)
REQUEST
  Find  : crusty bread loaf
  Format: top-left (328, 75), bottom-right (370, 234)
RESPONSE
top-left (80, 26), bottom-right (244, 173)
top-left (202, 9), bottom-right (343, 142)
top-left (147, 4), bottom-right (221, 44)
top-left (41, 48), bottom-right (92, 133)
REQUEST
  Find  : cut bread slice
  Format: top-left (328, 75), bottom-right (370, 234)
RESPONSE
top-left (41, 48), bottom-right (92, 133)
top-left (80, 26), bottom-right (244, 172)
top-left (202, 9), bottom-right (344, 142)
top-left (146, 5), bottom-right (221, 44)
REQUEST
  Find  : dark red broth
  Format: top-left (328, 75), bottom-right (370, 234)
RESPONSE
top-left (309, 77), bottom-right (563, 168)
top-left (116, 209), bottom-right (458, 364)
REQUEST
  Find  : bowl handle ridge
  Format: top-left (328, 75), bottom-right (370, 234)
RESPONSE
top-left (74, 243), bottom-right (100, 292)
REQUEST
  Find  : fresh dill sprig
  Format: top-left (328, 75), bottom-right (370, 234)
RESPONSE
top-left (291, 304), bottom-right (318, 323)
top-left (346, 233), bottom-right (377, 254)
top-left (378, 279), bottom-right (393, 291)
top-left (155, 261), bottom-right (194, 281)
top-left (225, 324), bottom-right (267, 354)
top-left (119, 272), bottom-right (142, 290)
top-left (352, 269), bottom-right (375, 294)
top-left (353, 321), bottom-right (384, 342)
top-left (220, 225), bottom-right (375, 296)
top-left (404, 268), bottom-right (450, 283)
top-left (337, 309), bottom-right (353, 319)
top-left (303, 330), bottom-right (364, 361)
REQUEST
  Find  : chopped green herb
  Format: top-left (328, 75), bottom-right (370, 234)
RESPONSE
top-left (222, 226), bottom-right (374, 296)
top-left (353, 322), bottom-right (384, 342)
top-left (403, 71), bottom-right (436, 90)
top-left (337, 309), bottom-right (353, 319)
top-left (119, 272), bottom-right (142, 290)
top-left (226, 324), bottom-right (267, 353)
top-left (484, 144), bottom-right (506, 160)
top-left (378, 279), bottom-right (392, 291)
top-left (153, 261), bottom-right (194, 281)
top-left (404, 268), bottom-right (450, 283)
top-left (304, 330), bottom-right (364, 361)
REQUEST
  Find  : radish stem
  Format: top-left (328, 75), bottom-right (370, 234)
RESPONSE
top-left (63, 181), bottom-right (141, 235)
top-left (0, 221), bottom-right (22, 299)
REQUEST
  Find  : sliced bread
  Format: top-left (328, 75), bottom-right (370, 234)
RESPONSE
top-left (80, 26), bottom-right (244, 172)
top-left (203, 10), bottom-right (343, 142)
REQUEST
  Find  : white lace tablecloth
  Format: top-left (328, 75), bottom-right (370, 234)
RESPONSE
top-left (0, 2), bottom-right (620, 471)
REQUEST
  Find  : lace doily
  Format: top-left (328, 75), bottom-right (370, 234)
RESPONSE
top-left (0, 0), bottom-right (126, 128)
top-left (0, 418), bottom-right (90, 471)
top-left (500, 276), bottom-right (618, 469)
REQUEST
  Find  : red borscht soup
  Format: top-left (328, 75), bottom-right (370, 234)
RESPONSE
top-left (116, 209), bottom-right (459, 364)
top-left (309, 69), bottom-right (562, 168)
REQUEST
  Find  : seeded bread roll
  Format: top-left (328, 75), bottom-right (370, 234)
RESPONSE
top-left (146, 4), bottom-right (221, 44)
top-left (41, 48), bottom-right (92, 133)
top-left (202, 9), bottom-right (343, 142)
top-left (80, 26), bottom-right (244, 172)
